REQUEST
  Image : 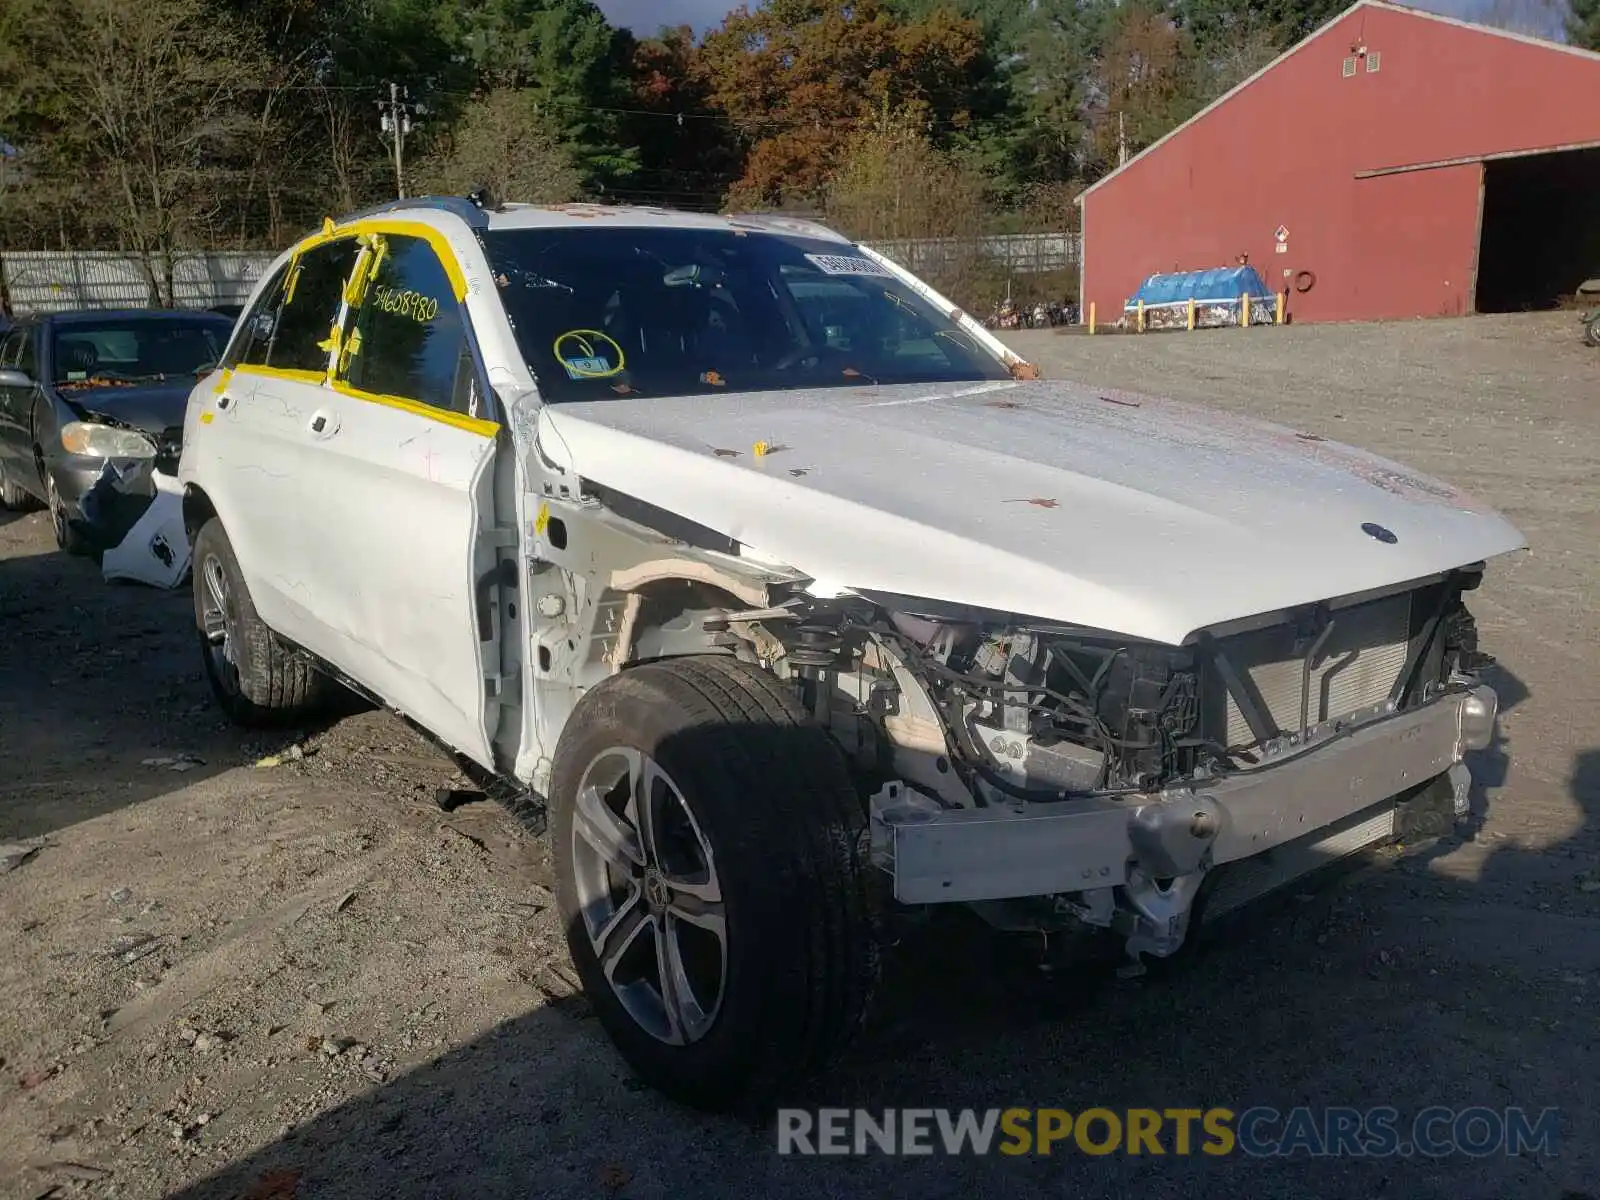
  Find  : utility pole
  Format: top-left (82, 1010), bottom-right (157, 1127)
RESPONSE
top-left (378, 83), bottom-right (421, 199)
top-left (1118, 111), bottom-right (1128, 167)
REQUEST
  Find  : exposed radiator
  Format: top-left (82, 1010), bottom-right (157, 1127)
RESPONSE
top-left (1219, 593), bottom-right (1413, 748)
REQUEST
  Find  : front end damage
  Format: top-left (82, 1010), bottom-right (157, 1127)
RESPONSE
top-left (701, 568), bottom-right (1498, 962)
top-left (69, 418), bottom-right (190, 587)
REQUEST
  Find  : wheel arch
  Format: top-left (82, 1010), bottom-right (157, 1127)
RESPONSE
top-left (182, 482), bottom-right (218, 545)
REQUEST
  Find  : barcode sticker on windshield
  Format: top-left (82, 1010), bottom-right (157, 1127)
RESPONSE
top-left (805, 254), bottom-right (893, 278)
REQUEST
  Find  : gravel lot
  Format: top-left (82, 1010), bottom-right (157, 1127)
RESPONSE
top-left (1, 312), bottom-right (1596, 1200)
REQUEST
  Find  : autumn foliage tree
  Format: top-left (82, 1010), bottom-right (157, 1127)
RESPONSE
top-left (697, 0), bottom-right (988, 208)
top-left (621, 26), bottom-right (741, 209)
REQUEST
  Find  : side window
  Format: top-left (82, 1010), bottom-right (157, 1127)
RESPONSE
top-left (0, 328), bottom-right (22, 368)
top-left (227, 263), bottom-right (292, 368)
top-left (270, 238), bottom-right (359, 374)
top-left (16, 327), bottom-right (37, 378)
top-left (343, 234), bottom-right (473, 415)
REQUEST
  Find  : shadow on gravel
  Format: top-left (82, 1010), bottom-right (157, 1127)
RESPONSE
top-left (0, 547), bottom-right (355, 841)
top-left (162, 695), bottom-right (1597, 1200)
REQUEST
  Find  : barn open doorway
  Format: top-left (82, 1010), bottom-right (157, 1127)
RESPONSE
top-left (1476, 145), bottom-right (1600, 313)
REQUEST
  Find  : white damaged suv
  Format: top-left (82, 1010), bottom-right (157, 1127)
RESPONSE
top-left (180, 196), bottom-right (1523, 1109)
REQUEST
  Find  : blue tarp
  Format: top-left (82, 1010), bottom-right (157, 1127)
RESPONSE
top-left (1125, 266), bottom-right (1274, 309)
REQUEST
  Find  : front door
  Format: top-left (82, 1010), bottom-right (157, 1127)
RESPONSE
top-left (290, 227), bottom-right (500, 768)
top-left (206, 237), bottom-right (359, 647)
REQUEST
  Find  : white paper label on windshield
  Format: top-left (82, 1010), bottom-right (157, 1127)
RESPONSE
top-left (804, 253), bottom-right (893, 278)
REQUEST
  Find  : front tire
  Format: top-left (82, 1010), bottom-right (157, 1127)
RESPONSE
top-left (1584, 315), bottom-right (1600, 348)
top-left (551, 655), bottom-right (879, 1111)
top-left (42, 466), bottom-right (91, 555)
top-left (191, 518), bottom-right (333, 727)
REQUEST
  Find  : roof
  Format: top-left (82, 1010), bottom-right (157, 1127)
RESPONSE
top-left (332, 197), bottom-right (854, 243)
top-left (1079, 0), bottom-right (1600, 203)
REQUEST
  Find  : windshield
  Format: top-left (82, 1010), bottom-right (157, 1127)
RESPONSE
top-left (52, 316), bottom-right (232, 388)
top-left (482, 228), bottom-right (1010, 402)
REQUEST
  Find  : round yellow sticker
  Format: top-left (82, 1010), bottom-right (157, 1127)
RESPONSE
top-left (554, 330), bottom-right (627, 379)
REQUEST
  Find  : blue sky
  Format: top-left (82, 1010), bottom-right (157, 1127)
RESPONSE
top-left (594, 0), bottom-right (738, 34)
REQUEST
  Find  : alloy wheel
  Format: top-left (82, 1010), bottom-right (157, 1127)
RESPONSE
top-left (199, 552), bottom-right (242, 697)
top-left (570, 747), bottom-right (728, 1046)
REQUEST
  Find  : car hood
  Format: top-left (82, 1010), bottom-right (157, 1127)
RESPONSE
top-left (55, 381), bottom-right (191, 436)
top-left (535, 377), bottom-right (1526, 645)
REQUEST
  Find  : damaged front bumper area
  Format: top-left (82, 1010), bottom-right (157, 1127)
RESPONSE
top-left (68, 452), bottom-right (190, 587)
top-left (869, 682), bottom-right (1497, 957)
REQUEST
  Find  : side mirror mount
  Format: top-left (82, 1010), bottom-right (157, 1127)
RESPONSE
top-left (0, 368), bottom-right (33, 389)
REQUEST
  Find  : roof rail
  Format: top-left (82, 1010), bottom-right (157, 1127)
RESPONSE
top-left (336, 195), bottom-right (492, 231)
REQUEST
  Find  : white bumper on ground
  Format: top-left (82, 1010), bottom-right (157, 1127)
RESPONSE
top-left (100, 471), bottom-right (190, 589)
top-left (873, 684), bottom-right (1498, 907)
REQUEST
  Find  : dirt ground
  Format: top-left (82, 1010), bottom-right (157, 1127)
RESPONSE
top-left (1, 312), bottom-right (1596, 1200)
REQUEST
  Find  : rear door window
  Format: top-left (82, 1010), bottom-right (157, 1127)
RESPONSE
top-left (269, 238), bottom-right (358, 375)
top-left (341, 234), bottom-right (480, 418)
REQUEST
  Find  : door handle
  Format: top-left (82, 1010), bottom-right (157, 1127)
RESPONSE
top-left (308, 411), bottom-right (340, 438)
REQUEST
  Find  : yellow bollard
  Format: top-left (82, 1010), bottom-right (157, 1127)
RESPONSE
top-left (1137, 299), bottom-right (1145, 333)
top-left (1240, 293), bottom-right (1250, 327)
top-left (1187, 297), bottom-right (1196, 331)
top-left (1276, 291), bottom-right (1286, 324)
top-left (1088, 301), bottom-right (1096, 334)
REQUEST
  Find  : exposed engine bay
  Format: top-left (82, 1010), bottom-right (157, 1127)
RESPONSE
top-left (690, 566), bottom-right (1495, 959)
top-left (716, 568), bottom-right (1488, 806)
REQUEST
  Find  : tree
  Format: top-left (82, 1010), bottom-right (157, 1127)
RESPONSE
top-left (617, 25), bottom-right (741, 209)
top-left (414, 88), bottom-right (583, 204)
top-left (9, 0), bottom-right (270, 281)
top-left (1567, 0), bottom-right (1600, 47)
top-left (437, 0), bottom-right (637, 189)
top-left (1083, 3), bottom-right (1201, 176)
top-left (698, 0), bottom-right (988, 208)
top-left (825, 108), bottom-right (988, 241)
top-left (824, 108), bottom-right (1008, 307)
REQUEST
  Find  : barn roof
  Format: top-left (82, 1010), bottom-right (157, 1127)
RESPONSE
top-left (1077, 0), bottom-right (1600, 203)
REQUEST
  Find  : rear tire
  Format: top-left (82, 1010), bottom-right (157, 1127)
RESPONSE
top-left (1584, 315), bottom-right (1600, 348)
top-left (191, 518), bottom-right (334, 727)
top-left (551, 655), bottom-right (879, 1112)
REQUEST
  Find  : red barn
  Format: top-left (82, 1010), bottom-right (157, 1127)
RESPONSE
top-left (1077, 1), bottom-right (1600, 324)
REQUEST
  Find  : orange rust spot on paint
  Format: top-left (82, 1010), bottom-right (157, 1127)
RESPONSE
top-left (1006, 497), bottom-right (1060, 509)
top-left (1008, 360), bottom-right (1042, 381)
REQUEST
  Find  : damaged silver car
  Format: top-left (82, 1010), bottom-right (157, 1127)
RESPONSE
top-left (0, 309), bottom-right (232, 585)
top-left (179, 196), bottom-right (1524, 1111)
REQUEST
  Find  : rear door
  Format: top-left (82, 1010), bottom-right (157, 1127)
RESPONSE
top-left (292, 227), bottom-right (501, 767)
top-left (206, 237), bottom-right (359, 643)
